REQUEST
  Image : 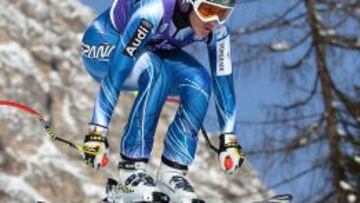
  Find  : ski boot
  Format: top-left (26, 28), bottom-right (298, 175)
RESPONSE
top-left (156, 158), bottom-right (205, 203)
top-left (103, 161), bottom-right (169, 203)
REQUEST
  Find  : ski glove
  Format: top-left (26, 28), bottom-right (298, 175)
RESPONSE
top-left (218, 133), bottom-right (245, 175)
top-left (82, 124), bottom-right (110, 169)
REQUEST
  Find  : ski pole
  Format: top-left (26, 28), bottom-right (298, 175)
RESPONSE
top-left (200, 126), bottom-right (219, 154)
top-left (0, 100), bottom-right (99, 156)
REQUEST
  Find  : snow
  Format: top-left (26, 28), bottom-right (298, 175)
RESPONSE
top-left (43, 31), bottom-right (59, 45)
top-left (49, 70), bottom-right (63, 87)
top-left (339, 180), bottom-right (352, 191)
top-left (0, 72), bottom-right (5, 86)
top-left (0, 3), bottom-right (44, 41)
top-left (0, 172), bottom-right (49, 202)
top-left (299, 137), bottom-right (308, 145)
top-left (237, 27), bottom-right (246, 34)
top-left (315, 13), bottom-right (323, 22)
top-left (270, 41), bottom-right (290, 51)
top-left (0, 42), bottom-right (49, 92)
top-left (77, 33), bottom-right (84, 41)
top-left (6, 136), bottom-right (87, 182)
top-left (53, 46), bottom-right (66, 61)
top-left (331, 101), bottom-right (341, 108)
top-left (62, 95), bottom-right (78, 131)
top-left (74, 95), bottom-right (94, 110)
top-left (356, 38), bottom-right (360, 47)
top-left (0, 153), bottom-right (4, 165)
top-left (36, 137), bottom-right (62, 157)
top-left (52, 0), bottom-right (94, 25)
top-left (36, 138), bottom-right (86, 180)
top-left (22, 0), bottom-right (49, 20)
top-left (336, 128), bottom-right (346, 137)
top-left (319, 29), bottom-right (336, 37)
top-left (0, 106), bottom-right (18, 117)
top-left (354, 156), bottom-right (360, 164)
top-left (335, 3), bottom-right (343, 9)
top-left (30, 46), bottom-right (53, 63)
top-left (348, 194), bottom-right (357, 203)
top-left (25, 18), bottom-right (45, 39)
top-left (0, 42), bottom-right (34, 75)
top-left (82, 182), bottom-right (106, 197)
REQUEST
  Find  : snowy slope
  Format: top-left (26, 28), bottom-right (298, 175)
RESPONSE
top-left (0, 0), bottom-right (272, 202)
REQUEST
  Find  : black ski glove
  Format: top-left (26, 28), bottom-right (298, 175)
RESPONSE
top-left (218, 133), bottom-right (245, 174)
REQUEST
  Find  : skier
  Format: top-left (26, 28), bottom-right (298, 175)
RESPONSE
top-left (80, 0), bottom-right (244, 202)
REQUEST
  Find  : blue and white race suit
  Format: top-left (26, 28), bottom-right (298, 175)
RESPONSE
top-left (81, 0), bottom-right (236, 166)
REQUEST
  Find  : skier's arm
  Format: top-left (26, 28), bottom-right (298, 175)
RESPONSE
top-left (207, 25), bottom-right (245, 174)
top-left (90, 0), bottom-right (164, 127)
top-left (207, 24), bottom-right (236, 134)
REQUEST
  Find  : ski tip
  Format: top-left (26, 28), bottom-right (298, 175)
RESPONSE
top-left (272, 194), bottom-right (293, 201)
top-left (253, 193), bottom-right (293, 203)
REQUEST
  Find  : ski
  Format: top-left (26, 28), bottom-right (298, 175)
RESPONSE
top-left (254, 194), bottom-right (293, 203)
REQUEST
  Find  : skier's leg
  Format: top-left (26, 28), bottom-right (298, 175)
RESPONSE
top-left (108, 51), bottom-right (172, 203)
top-left (162, 50), bottom-right (211, 167)
top-left (120, 51), bottom-right (172, 161)
top-left (157, 50), bottom-right (211, 203)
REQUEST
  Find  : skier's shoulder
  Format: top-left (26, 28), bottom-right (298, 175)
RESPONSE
top-left (135, 0), bottom-right (166, 18)
top-left (129, 0), bottom-right (168, 30)
top-left (206, 24), bottom-right (230, 45)
top-left (110, 0), bottom-right (166, 20)
top-left (212, 24), bottom-right (230, 40)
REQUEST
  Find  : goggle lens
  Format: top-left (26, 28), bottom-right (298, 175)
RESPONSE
top-left (197, 2), bottom-right (232, 23)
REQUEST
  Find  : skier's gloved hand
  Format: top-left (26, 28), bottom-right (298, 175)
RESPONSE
top-left (82, 124), bottom-right (110, 169)
top-left (218, 133), bottom-right (245, 175)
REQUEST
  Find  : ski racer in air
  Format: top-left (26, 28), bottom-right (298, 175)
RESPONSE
top-left (80, 0), bottom-right (245, 202)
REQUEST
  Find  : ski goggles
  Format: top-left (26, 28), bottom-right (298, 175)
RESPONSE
top-left (193, 1), bottom-right (234, 24)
